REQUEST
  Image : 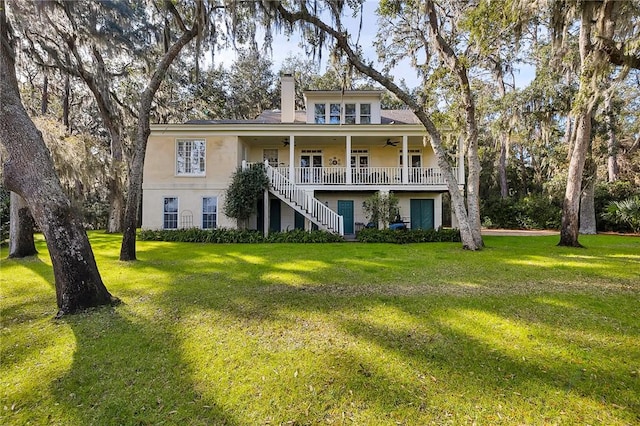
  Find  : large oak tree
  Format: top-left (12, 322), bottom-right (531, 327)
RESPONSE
top-left (1, 0), bottom-right (117, 316)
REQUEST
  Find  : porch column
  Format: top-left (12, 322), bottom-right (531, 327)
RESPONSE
top-left (402, 135), bottom-right (409, 184)
top-left (458, 135), bottom-right (465, 185)
top-left (289, 135), bottom-right (295, 183)
top-left (263, 190), bottom-right (269, 238)
top-left (346, 135), bottom-right (352, 184)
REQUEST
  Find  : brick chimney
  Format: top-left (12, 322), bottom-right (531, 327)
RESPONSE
top-left (281, 73), bottom-right (295, 123)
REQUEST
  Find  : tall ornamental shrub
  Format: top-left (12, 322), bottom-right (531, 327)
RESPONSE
top-left (223, 164), bottom-right (269, 229)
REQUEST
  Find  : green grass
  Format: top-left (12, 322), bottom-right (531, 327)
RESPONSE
top-left (1, 233), bottom-right (639, 425)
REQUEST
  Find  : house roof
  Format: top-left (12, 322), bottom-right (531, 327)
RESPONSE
top-left (185, 109), bottom-right (420, 125)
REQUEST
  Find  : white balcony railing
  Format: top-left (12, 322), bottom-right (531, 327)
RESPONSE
top-left (274, 166), bottom-right (455, 186)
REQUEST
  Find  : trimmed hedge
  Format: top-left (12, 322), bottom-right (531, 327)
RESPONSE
top-left (138, 228), bottom-right (344, 244)
top-left (138, 227), bottom-right (461, 244)
top-left (356, 228), bottom-right (461, 243)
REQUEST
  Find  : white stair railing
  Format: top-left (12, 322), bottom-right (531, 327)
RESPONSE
top-left (264, 162), bottom-right (344, 236)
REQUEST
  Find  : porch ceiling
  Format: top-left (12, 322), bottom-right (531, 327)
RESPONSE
top-left (241, 135), bottom-right (427, 147)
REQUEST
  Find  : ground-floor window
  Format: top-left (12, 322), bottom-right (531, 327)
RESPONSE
top-left (163, 197), bottom-right (178, 229)
top-left (202, 196), bottom-right (218, 229)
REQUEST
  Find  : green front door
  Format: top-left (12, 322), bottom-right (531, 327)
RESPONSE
top-left (410, 199), bottom-right (434, 230)
top-left (337, 200), bottom-right (354, 234)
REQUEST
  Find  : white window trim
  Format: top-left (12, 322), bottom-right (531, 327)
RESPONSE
top-left (176, 139), bottom-right (206, 177)
top-left (399, 149), bottom-right (422, 166)
top-left (312, 102), bottom-right (375, 124)
top-left (314, 103), bottom-right (326, 124)
top-left (202, 196), bottom-right (218, 229)
top-left (359, 103), bottom-right (371, 124)
top-left (163, 196), bottom-right (179, 230)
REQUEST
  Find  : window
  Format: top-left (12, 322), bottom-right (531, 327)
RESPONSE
top-left (263, 149), bottom-right (279, 166)
top-left (163, 197), bottom-right (178, 229)
top-left (399, 150), bottom-right (422, 166)
top-left (202, 197), bottom-right (217, 229)
top-left (351, 150), bottom-right (369, 170)
top-left (314, 103), bottom-right (326, 123)
top-left (176, 139), bottom-right (206, 175)
top-left (329, 103), bottom-right (341, 124)
top-left (360, 104), bottom-right (371, 124)
top-left (345, 104), bottom-right (356, 124)
top-left (301, 150), bottom-right (322, 183)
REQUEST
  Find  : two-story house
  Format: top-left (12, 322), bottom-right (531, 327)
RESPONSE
top-left (142, 74), bottom-right (464, 236)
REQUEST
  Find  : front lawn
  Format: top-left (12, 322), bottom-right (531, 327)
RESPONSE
top-left (1, 233), bottom-right (639, 425)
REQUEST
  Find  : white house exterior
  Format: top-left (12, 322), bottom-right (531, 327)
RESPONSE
top-left (142, 74), bottom-right (464, 236)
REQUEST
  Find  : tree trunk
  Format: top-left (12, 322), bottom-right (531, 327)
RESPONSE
top-left (106, 169), bottom-right (125, 233)
top-left (579, 144), bottom-right (597, 235)
top-left (425, 0), bottom-right (483, 249)
top-left (8, 192), bottom-right (37, 258)
top-left (1, 3), bottom-right (117, 316)
top-left (559, 3), bottom-right (595, 247)
top-left (120, 12), bottom-right (202, 260)
top-left (560, 111), bottom-right (591, 246)
top-left (579, 169), bottom-right (597, 234)
top-left (604, 92), bottom-right (619, 182)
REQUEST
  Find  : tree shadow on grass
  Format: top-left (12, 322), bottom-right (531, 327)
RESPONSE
top-left (0, 255), bottom-right (57, 322)
top-left (127, 242), bottom-right (640, 424)
top-left (8, 235), bottom-right (637, 423)
top-left (337, 296), bottom-right (640, 422)
top-left (50, 306), bottom-right (239, 425)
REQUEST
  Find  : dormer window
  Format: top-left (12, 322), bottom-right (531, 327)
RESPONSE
top-left (345, 104), bottom-right (356, 124)
top-left (314, 103), bottom-right (325, 124)
top-left (329, 104), bottom-right (341, 124)
top-left (360, 104), bottom-right (371, 124)
top-left (305, 91), bottom-right (381, 124)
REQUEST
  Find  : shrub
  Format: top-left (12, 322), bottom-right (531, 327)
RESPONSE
top-left (137, 228), bottom-right (344, 244)
top-left (595, 180), bottom-right (640, 232)
top-left (223, 164), bottom-right (269, 228)
top-left (480, 196), bottom-right (520, 229)
top-left (601, 196), bottom-right (640, 233)
top-left (517, 195), bottom-right (562, 230)
top-left (362, 192), bottom-right (399, 229)
top-left (480, 195), bottom-right (561, 230)
top-left (356, 228), bottom-right (461, 243)
top-left (266, 229), bottom-right (344, 243)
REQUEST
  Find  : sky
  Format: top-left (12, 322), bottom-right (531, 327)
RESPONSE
top-left (215, 1), bottom-right (535, 90)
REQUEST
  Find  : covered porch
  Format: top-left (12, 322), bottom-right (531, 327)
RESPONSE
top-left (241, 129), bottom-right (465, 190)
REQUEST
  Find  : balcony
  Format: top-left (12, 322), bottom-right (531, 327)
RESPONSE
top-left (272, 166), bottom-right (456, 187)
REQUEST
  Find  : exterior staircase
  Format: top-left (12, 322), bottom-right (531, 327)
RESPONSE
top-left (263, 163), bottom-right (344, 236)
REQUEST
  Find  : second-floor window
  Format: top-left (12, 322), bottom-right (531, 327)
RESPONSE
top-left (314, 103), bottom-right (326, 124)
top-left (329, 103), bottom-right (341, 124)
top-left (360, 104), bottom-right (371, 124)
top-left (314, 102), bottom-right (373, 124)
top-left (345, 104), bottom-right (356, 124)
top-left (176, 139), bottom-right (206, 175)
top-left (263, 149), bottom-right (279, 166)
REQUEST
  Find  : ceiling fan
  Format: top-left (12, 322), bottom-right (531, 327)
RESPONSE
top-left (383, 139), bottom-right (399, 147)
top-left (282, 138), bottom-right (290, 147)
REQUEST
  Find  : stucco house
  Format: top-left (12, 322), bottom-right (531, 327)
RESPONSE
top-left (142, 74), bottom-right (464, 236)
